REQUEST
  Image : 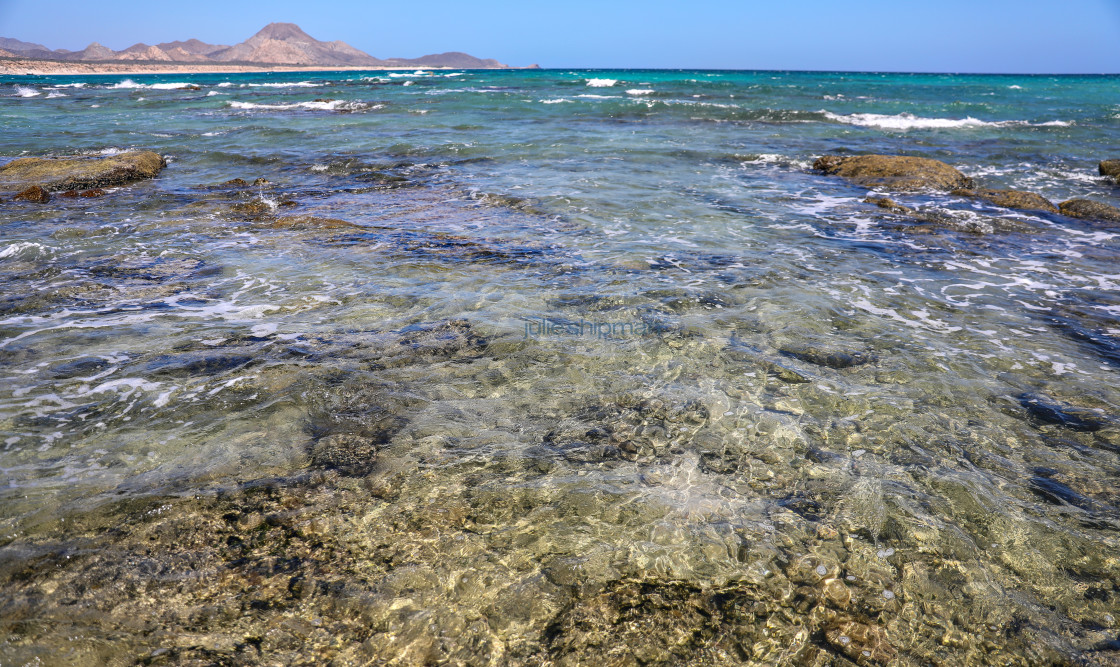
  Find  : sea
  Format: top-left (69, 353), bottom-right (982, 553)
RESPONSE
top-left (1, 69), bottom-right (1119, 665)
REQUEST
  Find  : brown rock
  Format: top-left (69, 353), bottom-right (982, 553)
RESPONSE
top-left (0, 151), bottom-right (165, 191)
top-left (59, 190), bottom-right (80, 198)
top-left (265, 215), bottom-right (357, 230)
top-left (12, 185), bottom-right (50, 203)
top-left (1059, 199), bottom-right (1120, 223)
top-left (1100, 160), bottom-right (1120, 181)
top-left (252, 178), bottom-right (270, 186)
top-left (951, 187), bottom-right (1058, 213)
top-left (79, 188), bottom-right (106, 198)
top-left (814, 154), bottom-right (973, 191)
top-left (310, 433), bottom-right (376, 476)
top-left (220, 178), bottom-right (250, 187)
top-left (824, 617), bottom-right (897, 665)
top-left (864, 196), bottom-right (913, 214)
top-left (822, 578), bottom-right (852, 609)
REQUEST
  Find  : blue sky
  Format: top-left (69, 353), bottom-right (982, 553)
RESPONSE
top-left (2, 0), bottom-right (1119, 72)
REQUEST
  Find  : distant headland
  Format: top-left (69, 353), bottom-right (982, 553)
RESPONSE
top-left (0, 22), bottom-right (537, 75)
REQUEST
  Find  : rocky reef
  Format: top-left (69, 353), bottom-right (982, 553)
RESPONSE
top-left (0, 150), bottom-right (165, 194)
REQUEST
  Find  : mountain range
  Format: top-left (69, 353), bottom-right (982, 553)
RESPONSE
top-left (0, 23), bottom-right (510, 69)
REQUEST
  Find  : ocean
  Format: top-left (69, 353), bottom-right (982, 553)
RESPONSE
top-left (1, 69), bottom-right (1119, 664)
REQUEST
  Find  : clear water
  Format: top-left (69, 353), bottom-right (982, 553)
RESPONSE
top-left (1, 69), bottom-right (1119, 665)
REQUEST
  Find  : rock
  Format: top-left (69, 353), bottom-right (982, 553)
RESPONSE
top-left (265, 215), bottom-right (357, 230)
top-left (252, 178), bottom-right (270, 186)
top-left (1059, 199), bottom-right (1120, 223)
top-left (309, 433), bottom-right (377, 476)
top-left (951, 188), bottom-right (1058, 213)
top-left (864, 196), bottom-right (913, 214)
top-left (59, 188), bottom-right (105, 198)
top-left (1029, 476), bottom-right (1097, 510)
top-left (779, 342), bottom-right (876, 369)
top-left (822, 578), bottom-right (852, 609)
top-left (230, 200), bottom-right (273, 217)
top-left (1019, 392), bottom-right (1109, 432)
top-left (12, 185), bottom-right (50, 203)
top-left (1100, 160), bottom-right (1120, 182)
top-left (0, 151), bottom-right (165, 191)
top-left (220, 178), bottom-right (250, 187)
top-left (824, 617), bottom-right (897, 665)
top-left (814, 154), bottom-right (973, 191)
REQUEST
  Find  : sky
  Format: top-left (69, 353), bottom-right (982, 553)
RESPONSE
top-left (1, 0), bottom-right (1119, 73)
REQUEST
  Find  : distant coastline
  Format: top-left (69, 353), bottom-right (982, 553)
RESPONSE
top-left (0, 57), bottom-right (517, 76)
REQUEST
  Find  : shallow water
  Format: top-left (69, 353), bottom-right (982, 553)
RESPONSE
top-left (1, 69), bottom-right (1119, 665)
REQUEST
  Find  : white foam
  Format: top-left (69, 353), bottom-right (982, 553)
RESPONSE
top-left (1009, 85), bottom-right (1022, 90)
top-left (53, 83), bottom-right (86, 88)
top-left (586, 78), bottom-right (617, 87)
top-left (228, 100), bottom-right (380, 112)
top-left (206, 91), bottom-right (223, 96)
top-left (46, 91), bottom-right (67, 98)
top-left (0, 242), bottom-right (51, 260)
top-left (217, 82), bottom-right (233, 87)
top-left (626, 89), bottom-right (654, 95)
top-left (824, 111), bottom-right (1073, 130)
top-left (403, 80), bottom-right (414, 86)
top-left (13, 85), bottom-right (39, 97)
top-left (246, 81), bottom-right (318, 88)
top-left (540, 98), bottom-right (572, 104)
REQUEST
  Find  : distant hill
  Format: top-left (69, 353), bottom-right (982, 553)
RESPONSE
top-left (0, 23), bottom-right (510, 68)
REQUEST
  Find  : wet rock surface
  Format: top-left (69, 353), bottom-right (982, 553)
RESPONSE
top-left (0, 151), bottom-right (166, 191)
top-left (952, 187), bottom-right (1058, 213)
top-left (813, 154), bottom-right (974, 191)
top-left (1059, 198), bottom-right (1120, 223)
top-left (1101, 159), bottom-right (1120, 183)
top-left (11, 185), bottom-right (50, 203)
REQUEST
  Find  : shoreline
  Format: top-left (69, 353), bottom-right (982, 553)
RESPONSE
top-left (0, 58), bottom-right (517, 76)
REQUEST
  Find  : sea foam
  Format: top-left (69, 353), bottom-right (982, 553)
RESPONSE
top-left (13, 85), bottom-right (39, 97)
top-left (586, 78), bottom-right (617, 87)
top-left (824, 111), bottom-right (1073, 130)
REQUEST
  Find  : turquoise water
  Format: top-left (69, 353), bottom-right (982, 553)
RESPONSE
top-left (1, 70), bottom-right (1119, 664)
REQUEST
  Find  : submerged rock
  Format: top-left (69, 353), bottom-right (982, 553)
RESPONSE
top-left (0, 151), bottom-right (165, 191)
top-left (824, 615), bottom-right (898, 665)
top-left (779, 341), bottom-right (876, 369)
top-left (264, 215), bottom-right (357, 230)
top-left (952, 187), bottom-right (1058, 213)
top-left (59, 188), bottom-right (107, 198)
top-left (1058, 199), bottom-right (1120, 223)
top-left (1019, 392), bottom-right (1110, 432)
top-left (863, 196), bottom-right (913, 214)
top-left (813, 154), bottom-right (973, 191)
top-left (12, 185), bottom-right (50, 203)
top-left (1100, 159), bottom-right (1120, 183)
top-left (309, 433), bottom-right (377, 476)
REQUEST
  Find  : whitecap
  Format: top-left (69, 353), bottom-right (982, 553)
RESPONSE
top-left (13, 85), bottom-right (39, 97)
top-left (228, 99), bottom-right (380, 112)
top-left (246, 81), bottom-right (318, 88)
top-left (586, 78), bottom-right (617, 87)
top-left (823, 111), bottom-right (1071, 130)
top-left (539, 99), bottom-right (572, 104)
top-left (46, 91), bottom-right (67, 98)
top-left (1009, 85), bottom-right (1022, 90)
top-left (626, 89), bottom-right (654, 95)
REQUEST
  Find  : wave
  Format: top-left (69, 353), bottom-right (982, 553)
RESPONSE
top-left (228, 99), bottom-right (382, 112)
top-left (109, 80), bottom-right (196, 90)
top-left (246, 82), bottom-right (319, 88)
top-left (539, 98), bottom-right (572, 104)
top-left (586, 78), bottom-right (617, 87)
top-left (46, 91), bottom-right (67, 98)
top-left (626, 89), bottom-right (654, 95)
top-left (12, 85), bottom-right (39, 97)
top-left (823, 111), bottom-right (1073, 130)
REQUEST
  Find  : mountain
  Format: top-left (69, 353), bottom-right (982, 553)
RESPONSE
top-left (384, 52), bottom-right (506, 69)
top-left (210, 23), bottom-right (383, 66)
top-left (0, 37), bottom-right (51, 53)
top-left (0, 23), bottom-right (510, 68)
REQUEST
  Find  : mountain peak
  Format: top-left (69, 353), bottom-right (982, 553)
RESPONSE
top-left (251, 23), bottom-right (314, 42)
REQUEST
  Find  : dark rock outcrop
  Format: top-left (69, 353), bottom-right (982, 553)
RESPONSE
top-left (1058, 199), bottom-right (1120, 223)
top-left (814, 154), bottom-right (973, 191)
top-left (951, 188), bottom-right (1058, 213)
top-left (864, 196), bottom-right (913, 214)
top-left (1100, 160), bottom-right (1120, 183)
top-left (12, 185), bottom-right (50, 203)
top-left (0, 151), bottom-right (165, 192)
